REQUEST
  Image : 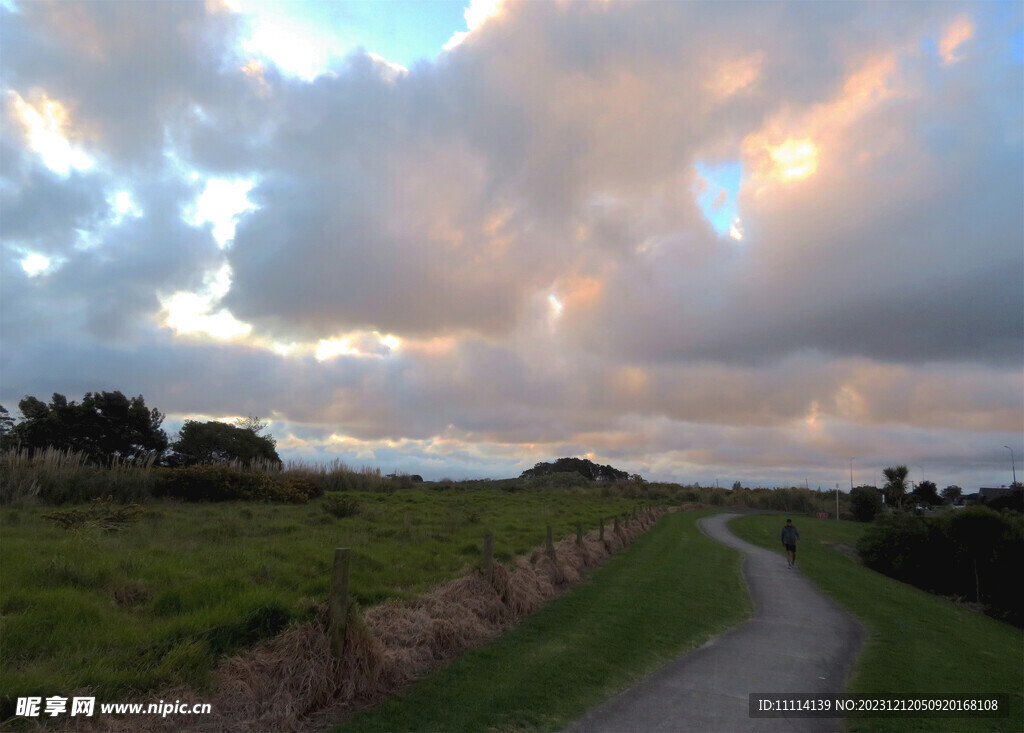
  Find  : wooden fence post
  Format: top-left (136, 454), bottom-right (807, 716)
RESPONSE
top-left (613, 516), bottom-right (619, 533)
top-left (599, 517), bottom-right (605, 541)
top-left (576, 522), bottom-right (583, 546)
top-left (546, 525), bottom-right (554, 554)
top-left (483, 533), bottom-right (494, 581)
top-left (329, 548), bottom-right (351, 658)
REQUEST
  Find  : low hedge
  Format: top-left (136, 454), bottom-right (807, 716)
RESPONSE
top-left (154, 465), bottom-right (323, 503)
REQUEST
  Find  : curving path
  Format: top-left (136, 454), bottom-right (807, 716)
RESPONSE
top-left (564, 513), bottom-right (864, 732)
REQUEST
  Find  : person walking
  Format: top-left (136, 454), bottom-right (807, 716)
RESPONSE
top-left (781, 518), bottom-right (800, 569)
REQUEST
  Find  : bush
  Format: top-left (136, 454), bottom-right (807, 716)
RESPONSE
top-left (276, 474), bottom-right (323, 502)
top-left (858, 508), bottom-right (1024, 625)
top-left (850, 486), bottom-right (883, 522)
top-left (42, 498), bottom-right (143, 532)
top-left (154, 465), bottom-right (319, 503)
top-left (322, 493), bottom-right (362, 518)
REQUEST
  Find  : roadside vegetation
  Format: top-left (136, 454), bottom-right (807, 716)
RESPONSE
top-left (730, 514), bottom-right (1023, 733)
top-left (0, 486), bottom-right (649, 719)
top-left (858, 508), bottom-right (1023, 626)
top-left (340, 509), bottom-right (751, 732)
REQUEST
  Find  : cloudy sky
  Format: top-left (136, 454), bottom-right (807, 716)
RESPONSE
top-left (2, 0), bottom-right (1022, 489)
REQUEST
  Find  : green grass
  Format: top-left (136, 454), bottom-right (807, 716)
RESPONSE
top-left (0, 488), bottom-right (647, 716)
top-left (729, 514), bottom-right (1024, 732)
top-left (340, 509), bottom-right (752, 732)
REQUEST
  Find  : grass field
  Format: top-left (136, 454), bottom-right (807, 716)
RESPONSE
top-left (730, 514), bottom-right (1024, 733)
top-left (340, 508), bottom-right (752, 732)
top-left (0, 487), bottom-right (647, 716)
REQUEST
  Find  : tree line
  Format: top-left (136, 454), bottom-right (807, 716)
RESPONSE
top-left (0, 392), bottom-right (280, 468)
top-left (846, 465), bottom-right (990, 522)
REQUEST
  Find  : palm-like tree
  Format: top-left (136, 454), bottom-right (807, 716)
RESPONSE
top-left (882, 465), bottom-right (909, 509)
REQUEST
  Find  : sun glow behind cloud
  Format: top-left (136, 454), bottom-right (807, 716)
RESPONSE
top-left (315, 337), bottom-right (360, 360)
top-left (186, 178), bottom-right (256, 248)
top-left (315, 332), bottom-right (404, 361)
top-left (9, 90), bottom-right (94, 175)
top-left (769, 139), bottom-right (819, 181)
top-left (158, 177), bottom-right (259, 339)
top-left (20, 253), bottom-right (52, 277)
top-left (162, 291), bottom-right (253, 340)
top-left (160, 264), bottom-right (253, 340)
top-left (240, 11), bottom-right (336, 80)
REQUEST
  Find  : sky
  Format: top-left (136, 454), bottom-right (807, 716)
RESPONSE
top-left (1, 0), bottom-right (1022, 490)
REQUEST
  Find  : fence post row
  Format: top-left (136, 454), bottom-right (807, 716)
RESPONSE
top-left (329, 547), bottom-right (351, 658)
top-left (333, 512), bottom-right (652, 658)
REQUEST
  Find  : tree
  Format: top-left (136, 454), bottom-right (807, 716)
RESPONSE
top-left (850, 485), bottom-right (883, 522)
top-left (520, 457), bottom-right (629, 482)
top-left (7, 391), bottom-right (168, 464)
top-left (0, 405), bottom-right (14, 447)
top-left (911, 480), bottom-right (941, 506)
top-left (941, 485), bottom-right (963, 505)
top-left (169, 420), bottom-right (281, 467)
top-left (732, 481), bottom-right (743, 491)
top-left (234, 414), bottom-right (270, 436)
top-left (882, 465), bottom-right (909, 509)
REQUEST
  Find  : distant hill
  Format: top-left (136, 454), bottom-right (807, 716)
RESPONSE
top-left (520, 457), bottom-right (631, 482)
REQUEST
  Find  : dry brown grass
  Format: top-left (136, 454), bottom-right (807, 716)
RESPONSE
top-left (55, 507), bottom-right (672, 732)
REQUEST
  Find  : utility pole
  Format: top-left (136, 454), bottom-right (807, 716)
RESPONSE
top-left (849, 457), bottom-right (855, 491)
top-left (1004, 446), bottom-right (1017, 486)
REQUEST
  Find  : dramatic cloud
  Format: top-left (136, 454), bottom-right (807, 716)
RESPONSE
top-left (1, 0), bottom-right (1020, 488)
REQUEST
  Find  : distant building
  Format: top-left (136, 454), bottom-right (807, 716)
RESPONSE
top-left (979, 487), bottom-right (1016, 502)
top-left (961, 487), bottom-right (1021, 509)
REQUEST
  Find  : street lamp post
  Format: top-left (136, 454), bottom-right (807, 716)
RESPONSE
top-left (1004, 446), bottom-right (1017, 487)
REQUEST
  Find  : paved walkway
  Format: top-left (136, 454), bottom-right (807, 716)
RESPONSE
top-left (565, 513), bottom-right (864, 732)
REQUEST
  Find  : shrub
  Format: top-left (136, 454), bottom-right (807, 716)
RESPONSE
top-left (42, 498), bottom-right (144, 532)
top-left (858, 508), bottom-right (1024, 625)
top-left (154, 464), bottom-right (318, 503)
top-left (322, 493), bottom-right (362, 518)
top-left (850, 485), bottom-right (883, 522)
top-left (275, 474), bottom-right (323, 502)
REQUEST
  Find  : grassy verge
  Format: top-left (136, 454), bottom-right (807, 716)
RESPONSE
top-left (340, 509), bottom-right (752, 732)
top-left (0, 488), bottom-right (646, 716)
top-left (729, 514), bottom-right (1023, 733)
